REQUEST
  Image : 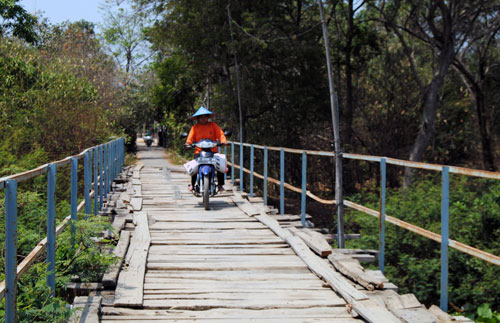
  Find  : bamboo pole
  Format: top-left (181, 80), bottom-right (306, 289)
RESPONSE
top-left (318, 0), bottom-right (344, 248)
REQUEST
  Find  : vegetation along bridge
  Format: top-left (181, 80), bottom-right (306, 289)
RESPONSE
top-left (3, 136), bottom-right (500, 322)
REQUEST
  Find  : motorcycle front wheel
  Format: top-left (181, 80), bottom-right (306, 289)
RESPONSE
top-left (203, 174), bottom-right (210, 210)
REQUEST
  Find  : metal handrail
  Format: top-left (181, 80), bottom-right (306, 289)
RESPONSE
top-left (1, 138), bottom-right (125, 321)
top-left (226, 140), bottom-right (500, 312)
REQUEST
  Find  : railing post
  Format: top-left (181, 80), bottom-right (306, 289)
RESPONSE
top-left (99, 145), bottom-right (104, 210)
top-left (280, 148), bottom-right (284, 215)
top-left (231, 142), bottom-right (234, 185)
top-left (46, 164), bottom-right (56, 295)
top-left (379, 158), bottom-right (386, 273)
top-left (71, 157), bottom-right (78, 241)
top-left (224, 146), bottom-right (227, 182)
top-left (250, 144), bottom-right (254, 197)
top-left (301, 152), bottom-right (307, 227)
top-left (84, 151), bottom-right (91, 215)
top-left (5, 180), bottom-right (18, 323)
top-left (94, 147), bottom-right (98, 215)
top-left (104, 144), bottom-right (108, 197)
top-left (264, 146), bottom-right (268, 206)
top-left (440, 166), bottom-right (450, 312)
top-left (239, 143), bottom-right (243, 192)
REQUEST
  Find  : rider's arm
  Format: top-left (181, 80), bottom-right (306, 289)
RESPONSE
top-left (186, 125), bottom-right (196, 145)
top-left (215, 124), bottom-right (227, 144)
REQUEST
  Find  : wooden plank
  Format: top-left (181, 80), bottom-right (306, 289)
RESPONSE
top-left (147, 246), bottom-right (294, 255)
top-left (150, 238), bottom-right (285, 245)
top-left (132, 185), bottom-right (142, 196)
top-left (328, 251), bottom-right (384, 291)
top-left (146, 261), bottom-right (308, 271)
top-left (251, 213), bottom-right (367, 300)
top-left (150, 221), bottom-right (266, 230)
top-left (102, 230), bottom-right (131, 288)
top-left (114, 212), bottom-right (151, 307)
top-left (143, 280), bottom-right (328, 290)
top-left (148, 254), bottom-right (302, 262)
top-left (130, 197), bottom-right (143, 211)
top-left (69, 296), bottom-right (101, 323)
top-left (142, 290), bottom-right (339, 300)
top-left (140, 298), bottom-right (346, 309)
top-left (101, 307), bottom-right (354, 319)
top-left (144, 271), bottom-right (319, 281)
top-left (236, 201), bottom-right (402, 323)
top-left (102, 319), bottom-right (360, 323)
top-left (289, 227), bottom-right (333, 257)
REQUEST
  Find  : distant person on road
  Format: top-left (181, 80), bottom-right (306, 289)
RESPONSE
top-left (184, 107), bottom-right (227, 192)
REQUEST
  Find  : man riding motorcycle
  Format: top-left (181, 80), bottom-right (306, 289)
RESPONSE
top-left (184, 107), bottom-right (227, 192)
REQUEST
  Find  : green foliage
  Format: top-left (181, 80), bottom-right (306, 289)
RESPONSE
top-left (56, 216), bottom-right (117, 283)
top-left (0, 0), bottom-right (37, 43)
top-left (345, 176), bottom-right (500, 313)
top-left (475, 304), bottom-right (500, 323)
top-left (0, 217), bottom-right (116, 322)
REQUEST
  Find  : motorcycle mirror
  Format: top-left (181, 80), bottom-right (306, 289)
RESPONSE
top-left (180, 132), bottom-right (188, 138)
top-left (223, 130), bottom-right (232, 137)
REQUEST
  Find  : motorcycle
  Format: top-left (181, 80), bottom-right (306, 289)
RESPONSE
top-left (144, 134), bottom-right (153, 147)
top-left (181, 131), bottom-right (231, 210)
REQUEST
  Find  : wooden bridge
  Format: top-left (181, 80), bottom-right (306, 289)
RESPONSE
top-left (95, 141), bottom-right (466, 322)
top-left (3, 138), bottom-right (495, 322)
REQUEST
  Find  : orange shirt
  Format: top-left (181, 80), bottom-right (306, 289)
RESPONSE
top-left (186, 122), bottom-right (227, 154)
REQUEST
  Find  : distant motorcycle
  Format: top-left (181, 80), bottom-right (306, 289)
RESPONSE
top-left (144, 134), bottom-right (153, 147)
top-left (182, 131), bottom-right (231, 210)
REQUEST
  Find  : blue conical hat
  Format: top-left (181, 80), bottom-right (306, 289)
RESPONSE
top-left (191, 107), bottom-right (214, 120)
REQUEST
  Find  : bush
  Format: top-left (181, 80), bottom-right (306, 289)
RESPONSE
top-left (345, 175), bottom-right (500, 314)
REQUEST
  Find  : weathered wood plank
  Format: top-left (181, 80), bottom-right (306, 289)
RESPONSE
top-left (289, 227), bottom-right (333, 257)
top-left (101, 307), bottom-right (354, 318)
top-left (114, 212), bottom-right (151, 307)
top-left (147, 246), bottom-right (294, 255)
top-left (102, 318), bottom-right (360, 323)
top-left (328, 251), bottom-right (385, 291)
top-left (69, 296), bottom-right (101, 323)
top-left (140, 297), bottom-right (346, 309)
top-left (102, 230), bottom-right (131, 288)
top-left (130, 197), bottom-right (142, 211)
top-left (150, 221), bottom-right (267, 230)
top-left (146, 261), bottom-right (308, 271)
top-left (144, 271), bottom-right (319, 281)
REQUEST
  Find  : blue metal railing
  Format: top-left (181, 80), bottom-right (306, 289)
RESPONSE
top-left (0, 137), bottom-right (125, 321)
top-left (227, 140), bottom-right (500, 312)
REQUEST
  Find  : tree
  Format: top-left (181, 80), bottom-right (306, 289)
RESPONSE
top-left (452, 10), bottom-right (500, 171)
top-left (0, 0), bottom-right (37, 43)
top-left (375, 0), bottom-right (498, 185)
top-left (100, 2), bottom-right (153, 78)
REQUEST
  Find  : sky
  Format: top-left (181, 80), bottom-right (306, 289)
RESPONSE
top-left (19, 0), bottom-right (109, 26)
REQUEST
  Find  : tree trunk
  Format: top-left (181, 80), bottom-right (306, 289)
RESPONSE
top-left (344, 0), bottom-right (354, 149)
top-left (403, 47), bottom-right (454, 187)
top-left (453, 60), bottom-right (497, 171)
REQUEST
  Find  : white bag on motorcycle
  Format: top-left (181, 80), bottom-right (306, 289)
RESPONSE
top-left (214, 153), bottom-right (227, 173)
top-left (183, 159), bottom-right (199, 176)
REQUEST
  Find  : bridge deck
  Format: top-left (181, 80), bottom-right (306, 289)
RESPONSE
top-left (101, 147), bottom-right (361, 322)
